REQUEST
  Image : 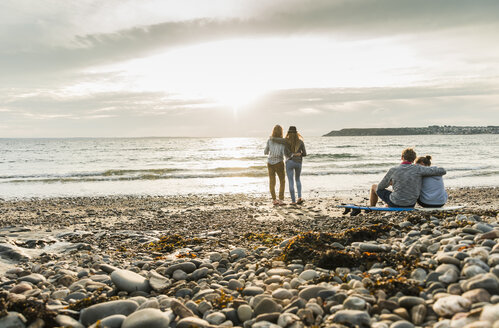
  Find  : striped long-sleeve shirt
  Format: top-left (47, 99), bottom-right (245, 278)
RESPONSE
top-left (264, 139), bottom-right (285, 165)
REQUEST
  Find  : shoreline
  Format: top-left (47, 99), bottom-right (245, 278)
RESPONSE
top-left (0, 187), bottom-right (497, 327)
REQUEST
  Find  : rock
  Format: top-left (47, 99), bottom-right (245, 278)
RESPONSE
top-left (480, 304), bottom-right (499, 322)
top-left (111, 269), bottom-right (151, 293)
top-left (267, 268), bottom-right (292, 276)
top-left (242, 286), bottom-right (264, 296)
top-left (230, 248), bottom-right (247, 259)
top-left (330, 310), bottom-right (370, 327)
top-left (462, 273), bottom-right (499, 294)
top-left (189, 267), bottom-right (209, 280)
top-left (432, 295), bottom-right (471, 317)
top-left (411, 304), bottom-right (426, 325)
top-left (237, 304), bottom-right (253, 322)
top-left (170, 299), bottom-right (195, 318)
top-left (439, 269), bottom-right (459, 284)
top-left (390, 320), bottom-right (414, 328)
top-left (10, 283), bottom-right (32, 294)
top-left (89, 314), bottom-right (126, 328)
top-left (0, 243), bottom-right (30, 261)
top-left (410, 268), bottom-right (427, 282)
top-left (359, 243), bottom-right (390, 252)
top-left (172, 269), bottom-right (188, 280)
top-left (228, 279), bottom-right (243, 290)
top-left (299, 270), bottom-right (318, 281)
top-left (298, 286), bottom-right (326, 300)
top-left (122, 308), bottom-right (170, 328)
top-left (164, 262), bottom-right (197, 276)
top-left (343, 296), bottom-right (366, 310)
top-left (18, 273), bottom-right (45, 285)
top-left (148, 270), bottom-right (170, 292)
top-left (55, 315), bottom-right (84, 328)
top-left (176, 317), bottom-right (210, 328)
top-left (0, 311), bottom-right (27, 328)
top-left (254, 298), bottom-right (281, 316)
top-left (80, 300), bottom-right (139, 326)
top-left (208, 252), bottom-right (223, 262)
top-left (398, 296), bottom-right (425, 308)
top-left (277, 313), bottom-right (301, 327)
top-left (463, 288), bottom-right (490, 303)
top-left (272, 288), bottom-right (293, 300)
top-left (205, 312), bottom-right (226, 325)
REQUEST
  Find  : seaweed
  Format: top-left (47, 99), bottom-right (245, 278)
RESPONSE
top-left (244, 232), bottom-right (283, 247)
top-left (0, 291), bottom-right (58, 326)
top-left (144, 234), bottom-right (203, 253)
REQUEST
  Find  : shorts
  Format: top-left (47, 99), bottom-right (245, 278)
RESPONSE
top-left (376, 189), bottom-right (415, 208)
top-left (417, 199), bottom-right (444, 208)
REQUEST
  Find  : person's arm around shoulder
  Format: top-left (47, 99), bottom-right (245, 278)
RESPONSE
top-left (377, 168), bottom-right (395, 192)
top-left (264, 139), bottom-right (270, 155)
top-left (270, 137), bottom-right (287, 145)
top-left (418, 165), bottom-right (446, 177)
top-left (300, 142), bottom-right (306, 157)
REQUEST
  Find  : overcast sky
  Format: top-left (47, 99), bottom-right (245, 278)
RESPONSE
top-left (1, 0), bottom-right (498, 137)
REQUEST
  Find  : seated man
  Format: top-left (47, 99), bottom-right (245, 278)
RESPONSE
top-left (370, 148), bottom-right (446, 208)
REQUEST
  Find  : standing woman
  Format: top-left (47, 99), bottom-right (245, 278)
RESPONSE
top-left (264, 125), bottom-right (286, 205)
top-left (284, 126), bottom-right (306, 205)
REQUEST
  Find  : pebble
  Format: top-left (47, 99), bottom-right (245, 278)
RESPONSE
top-left (110, 269), bottom-right (151, 293)
top-left (237, 304), bottom-right (253, 322)
top-left (121, 308), bottom-right (170, 328)
top-left (80, 300), bottom-right (139, 326)
top-left (330, 310), bottom-right (371, 327)
top-left (176, 317), bottom-right (210, 328)
top-left (433, 295), bottom-right (471, 317)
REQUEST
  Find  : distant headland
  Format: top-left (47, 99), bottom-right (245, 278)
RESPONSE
top-left (323, 125), bottom-right (499, 136)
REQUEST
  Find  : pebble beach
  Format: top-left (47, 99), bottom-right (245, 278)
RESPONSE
top-left (0, 187), bottom-right (498, 327)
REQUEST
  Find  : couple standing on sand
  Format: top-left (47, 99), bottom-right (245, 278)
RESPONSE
top-left (370, 147), bottom-right (448, 208)
top-left (264, 125), bottom-right (307, 206)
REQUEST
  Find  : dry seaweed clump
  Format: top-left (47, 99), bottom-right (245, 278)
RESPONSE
top-left (364, 276), bottom-right (421, 297)
top-left (280, 224), bottom-right (392, 264)
top-left (244, 232), bottom-right (283, 247)
top-left (144, 234), bottom-right (202, 253)
top-left (0, 291), bottom-right (58, 326)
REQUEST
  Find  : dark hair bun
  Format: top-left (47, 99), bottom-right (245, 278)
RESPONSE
top-left (425, 155), bottom-right (432, 160)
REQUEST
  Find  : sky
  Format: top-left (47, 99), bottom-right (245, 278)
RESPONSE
top-left (1, 0), bottom-right (498, 137)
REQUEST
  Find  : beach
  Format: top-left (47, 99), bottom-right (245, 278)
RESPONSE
top-left (0, 187), bottom-right (498, 327)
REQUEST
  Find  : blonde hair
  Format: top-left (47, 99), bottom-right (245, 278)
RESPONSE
top-left (271, 125), bottom-right (283, 138)
top-left (401, 148), bottom-right (417, 163)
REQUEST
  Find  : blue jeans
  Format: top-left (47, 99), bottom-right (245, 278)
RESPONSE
top-left (286, 160), bottom-right (302, 203)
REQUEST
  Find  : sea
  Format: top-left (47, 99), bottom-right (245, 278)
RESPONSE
top-left (0, 135), bottom-right (497, 199)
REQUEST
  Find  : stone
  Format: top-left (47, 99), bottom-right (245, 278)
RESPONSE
top-left (18, 273), bottom-right (45, 285)
top-left (359, 243), bottom-right (390, 252)
top-left (463, 265), bottom-right (487, 278)
top-left (10, 283), bottom-right (32, 294)
top-left (254, 298), bottom-right (281, 316)
top-left (237, 304), bottom-right (253, 322)
top-left (410, 268), bottom-right (427, 282)
top-left (0, 243), bottom-right (30, 261)
top-left (433, 295), bottom-right (471, 317)
top-left (298, 286), bottom-right (326, 300)
top-left (463, 288), bottom-right (491, 303)
top-left (330, 310), bottom-right (370, 327)
top-left (206, 312), bottom-right (226, 325)
top-left (172, 269), bottom-right (188, 280)
top-left (230, 248), bottom-right (247, 259)
top-left (277, 313), bottom-right (301, 327)
top-left (480, 304), bottom-right (499, 322)
top-left (209, 252), bottom-right (223, 262)
top-left (190, 267), bottom-right (209, 280)
top-left (398, 296), bottom-right (425, 308)
top-left (411, 304), bottom-right (426, 325)
top-left (272, 288), bottom-right (293, 300)
top-left (198, 301), bottom-right (213, 315)
top-left (122, 309), bottom-right (170, 328)
top-left (267, 268), bottom-right (292, 276)
top-left (80, 300), bottom-right (139, 326)
top-left (110, 269), bottom-right (151, 293)
top-left (439, 269), bottom-right (459, 284)
top-left (390, 320), bottom-right (414, 328)
top-left (228, 279), bottom-right (243, 290)
top-left (170, 299), bottom-right (195, 318)
top-left (55, 315), bottom-right (84, 328)
top-left (343, 296), bottom-right (366, 310)
top-left (0, 312), bottom-right (27, 328)
top-left (148, 270), bottom-right (170, 292)
top-left (164, 262), bottom-right (197, 276)
top-left (462, 273), bottom-right (499, 294)
top-left (176, 317), bottom-right (210, 328)
top-left (299, 270), bottom-right (318, 281)
top-left (256, 312), bottom-right (280, 323)
top-left (242, 286), bottom-right (264, 296)
top-left (89, 314), bottom-right (126, 328)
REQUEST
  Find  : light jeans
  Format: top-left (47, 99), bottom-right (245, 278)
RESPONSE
top-left (286, 160), bottom-right (302, 203)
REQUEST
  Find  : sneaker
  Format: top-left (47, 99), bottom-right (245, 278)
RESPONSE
top-left (278, 200), bottom-right (286, 206)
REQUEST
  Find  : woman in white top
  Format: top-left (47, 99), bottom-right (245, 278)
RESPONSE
top-left (264, 125), bottom-right (286, 205)
top-left (416, 155), bottom-right (448, 207)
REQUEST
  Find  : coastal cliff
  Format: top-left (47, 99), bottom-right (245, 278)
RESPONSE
top-left (323, 125), bottom-right (499, 136)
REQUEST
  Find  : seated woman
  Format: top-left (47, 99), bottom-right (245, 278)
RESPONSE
top-left (416, 155), bottom-right (448, 207)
